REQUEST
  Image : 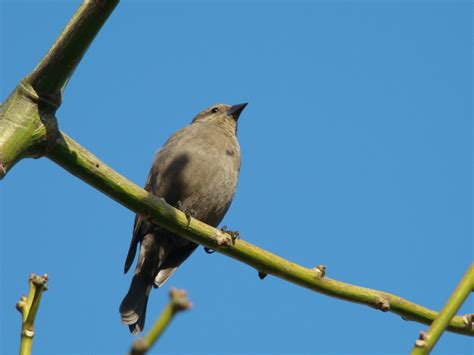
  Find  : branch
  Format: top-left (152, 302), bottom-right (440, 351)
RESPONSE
top-left (46, 131), bottom-right (474, 336)
top-left (130, 288), bottom-right (192, 355)
top-left (0, 0), bottom-right (118, 178)
top-left (16, 274), bottom-right (49, 355)
top-left (411, 263), bottom-right (474, 354)
top-left (26, 0), bottom-right (119, 98)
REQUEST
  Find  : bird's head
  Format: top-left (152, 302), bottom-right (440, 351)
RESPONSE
top-left (192, 103), bottom-right (247, 134)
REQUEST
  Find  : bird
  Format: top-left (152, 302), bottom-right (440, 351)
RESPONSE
top-left (120, 103), bottom-right (247, 334)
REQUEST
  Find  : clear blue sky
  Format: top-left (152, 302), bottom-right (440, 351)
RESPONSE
top-left (1, 1), bottom-right (472, 354)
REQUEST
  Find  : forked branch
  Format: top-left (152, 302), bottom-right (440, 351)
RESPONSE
top-left (0, 0), bottom-right (118, 178)
top-left (16, 274), bottom-right (49, 355)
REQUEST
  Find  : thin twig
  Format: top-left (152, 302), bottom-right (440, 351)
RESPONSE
top-left (130, 288), bottom-right (192, 355)
top-left (411, 263), bottom-right (474, 354)
top-left (16, 274), bottom-right (49, 355)
top-left (47, 131), bottom-right (474, 336)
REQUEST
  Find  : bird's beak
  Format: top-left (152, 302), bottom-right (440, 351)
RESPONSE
top-left (228, 103), bottom-right (248, 121)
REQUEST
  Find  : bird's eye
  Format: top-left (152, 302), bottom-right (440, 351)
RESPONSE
top-left (211, 107), bottom-right (219, 113)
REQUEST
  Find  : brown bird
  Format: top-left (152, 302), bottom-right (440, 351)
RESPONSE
top-left (120, 103), bottom-right (247, 334)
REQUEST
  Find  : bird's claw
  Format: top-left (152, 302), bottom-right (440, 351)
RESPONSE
top-left (177, 200), bottom-right (196, 227)
top-left (220, 225), bottom-right (240, 243)
top-left (203, 226), bottom-right (239, 255)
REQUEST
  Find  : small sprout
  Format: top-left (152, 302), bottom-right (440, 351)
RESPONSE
top-left (22, 329), bottom-right (34, 338)
top-left (30, 274), bottom-right (49, 292)
top-left (16, 295), bottom-right (27, 313)
top-left (375, 297), bottom-right (390, 312)
top-left (463, 313), bottom-right (474, 331)
top-left (313, 264), bottom-right (326, 278)
top-left (169, 288), bottom-right (192, 312)
top-left (131, 338), bottom-right (147, 355)
top-left (415, 339), bottom-right (427, 348)
top-left (415, 331), bottom-right (429, 347)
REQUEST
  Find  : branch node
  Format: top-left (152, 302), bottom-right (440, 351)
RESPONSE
top-left (419, 331), bottom-right (428, 340)
top-left (415, 339), bottom-right (427, 348)
top-left (169, 288), bottom-right (192, 312)
top-left (463, 314), bottom-right (474, 331)
top-left (414, 331), bottom-right (429, 347)
top-left (31, 273), bottom-right (48, 286)
top-left (313, 264), bottom-right (326, 278)
top-left (215, 229), bottom-right (232, 247)
top-left (375, 297), bottom-right (390, 312)
top-left (130, 338), bottom-right (148, 355)
top-left (16, 295), bottom-right (27, 313)
top-left (21, 329), bottom-right (35, 338)
top-left (258, 271), bottom-right (268, 280)
top-left (17, 81), bottom-right (61, 158)
top-left (18, 79), bottom-right (61, 109)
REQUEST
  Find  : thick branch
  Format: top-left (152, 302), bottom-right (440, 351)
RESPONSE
top-left (26, 0), bottom-right (119, 98)
top-left (16, 274), bottom-right (49, 355)
top-left (130, 288), bottom-right (192, 355)
top-left (47, 131), bottom-right (473, 336)
top-left (411, 263), bottom-right (474, 354)
top-left (0, 84), bottom-right (58, 177)
top-left (0, 0), bottom-right (118, 178)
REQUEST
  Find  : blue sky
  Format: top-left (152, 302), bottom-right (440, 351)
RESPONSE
top-left (1, 0), bottom-right (472, 354)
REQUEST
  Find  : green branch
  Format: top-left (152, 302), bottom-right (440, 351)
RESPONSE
top-left (0, 82), bottom-right (59, 178)
top-left (26, 0), bottom-right (119, 97)
top-left (0, 0), bottom-right (118, 179)
top-left (130, 288), bottom-right (192, 355)
top-left (46, 131), bottom-right (473, 336)
top-left (411, 263), bottom-right (474, 354)
top-left (16, 274), bottom-right (49, 355)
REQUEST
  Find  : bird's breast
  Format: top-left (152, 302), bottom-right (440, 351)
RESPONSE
top-left (153, 124), bottom-right (240, 227)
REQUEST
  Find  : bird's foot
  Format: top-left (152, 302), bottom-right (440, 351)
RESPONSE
top-left (203, 226), bottom-right (239, 255)
top-left (220, 225), bottom-right (240, 243)
top-left (176, 200), bottom-right (196, 227)
top-left (258, 271), bottom-right (268, 280)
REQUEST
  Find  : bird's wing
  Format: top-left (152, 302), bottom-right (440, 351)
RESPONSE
top-left (123, 126), bottom-right (196, 274)
top-left (123, 161), bottom-right (157, 274)
top-left (153, 242), bottom-right (198, 287)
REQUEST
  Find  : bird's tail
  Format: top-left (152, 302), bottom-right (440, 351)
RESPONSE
top-left (119, 273), bottom-right (151, 335)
